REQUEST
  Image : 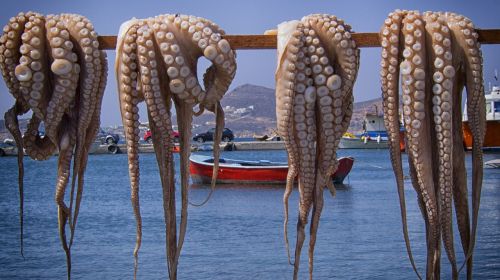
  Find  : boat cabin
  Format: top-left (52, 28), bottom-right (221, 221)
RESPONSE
top-left (463, 86), bottom-right (500, 121)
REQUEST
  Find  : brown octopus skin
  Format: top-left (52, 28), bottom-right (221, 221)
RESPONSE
top-left (380, 10), bottom-right (485, 280)
top-left (0, 12), bottom-right (107, 280)
top-left (276, 14), bottom-right (359, 280)
top-left (116, 14), bottom-right (236, 279)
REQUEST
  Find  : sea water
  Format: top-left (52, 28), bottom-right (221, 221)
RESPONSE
top-left (0, 149), bottom-right (499, 279)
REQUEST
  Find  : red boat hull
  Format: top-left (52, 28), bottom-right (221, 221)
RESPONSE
top-left (189, 156), bottom-right (354, 185)
top-left (463, 120), bottom-right (500, 150)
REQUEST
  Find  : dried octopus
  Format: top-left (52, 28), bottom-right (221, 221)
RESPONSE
top-left (380, 10), bottom-right (485, 279)
top-left (275, 14), bottom-right (359, 279)
top-left (115, 14), bottom-right (236, 279)
top-left (0, 12), bottom-right (107, 278)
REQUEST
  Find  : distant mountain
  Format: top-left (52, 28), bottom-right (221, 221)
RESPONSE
top-left (222, 84), bottom-right (276, 120)
top-left (0, 84), bottom-right (387, 140)
top-left (173, 83), bottom-right (277, 137)
top-left (188, 83), bottom-right (385, 136)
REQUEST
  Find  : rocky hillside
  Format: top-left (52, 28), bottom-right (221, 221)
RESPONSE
top-left (187, 83), bottom-right (384, 136)
top-left (182, 84), bottom-right (277, 137)
top-left (1, 84), bottom-right (386, 140)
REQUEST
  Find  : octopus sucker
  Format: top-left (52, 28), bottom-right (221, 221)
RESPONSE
top-left (276, 14), bottom-right (359, 279)
top-left (380, 10), bottom-right (485, 279)
top-left (0, 12), bottom-right (107, 279)
top-left (116, 14), bottom-right (235, 279)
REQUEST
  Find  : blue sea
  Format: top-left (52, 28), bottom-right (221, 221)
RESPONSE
top-left (0, 149), bottom-right (499, 279)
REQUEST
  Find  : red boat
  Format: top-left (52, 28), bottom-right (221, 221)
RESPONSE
top-left (189, 154), bottom-right (354, 185)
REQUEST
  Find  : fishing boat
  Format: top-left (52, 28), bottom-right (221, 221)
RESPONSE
top-left (189, 154), bottom-right (354, 185)
top-left (339, 112), bottom-right (389, 149)
top-left (463, 85), bottom-right (500, 150)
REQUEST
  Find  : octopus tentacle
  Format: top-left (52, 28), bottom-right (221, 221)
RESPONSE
top-left (116, 19), bottom-right (143, 278)
top-left (293, 79), bottom-right (316, 280)
top-left (4, 103), bottom-right (28, 256)
top-left (189, 15), bottom-right (238, 196)
top-left (301, 20), bottom-right (329, 278)
top-left (401, 11), bottom-right (441, 278)
top-left (151, 15), bottom-right (195, 102)
top-left (450, 71), bottom-right (472, 278)
top-left (147, 19), bottom-right (196, 261)
top-left (171, 99), bottom-right (192, 268)
top-left (379, 13), bottom-right (419, 276)
top-left (380, 10), bottom-right (428, 277)
top-left (199, 24), bottom-right (236, 205)
top-left (423, 12), bottom-right (459, 278)
top-left (54, 115), bottom-right (77, 278)
top-left (307, 14), bottom-right (359, 193)
top-left (445, 14), bottom-right (485, 274)
top-left (43, 15), bottom-right (79, 146)
top-left (69, 50), bottom-right (107, 249)
top-left (148, 19), bottom-right (196, 254)
top-left (59, 14), bottom-right (103, 239)
top-left (1, 12), bottom-right (41, 258)
top-left (276, 20), bottom-right (303, 266)
top-left (22, 115), bottom-right (56, 160)
top-left (443, 14), bottom-right (473, 276)
top-left (136, 22), bottom-right (178, 278)
top-left (291, 23), bottom-right (318, 280)
top-left (149, 16), bottom-right (194, 276)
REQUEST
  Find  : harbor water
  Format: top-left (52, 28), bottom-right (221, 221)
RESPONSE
top-left (0, 149), bottom-right (499, 279)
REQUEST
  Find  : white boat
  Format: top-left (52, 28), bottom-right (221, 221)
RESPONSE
top-left (339, 113), bottom-right (389, 149)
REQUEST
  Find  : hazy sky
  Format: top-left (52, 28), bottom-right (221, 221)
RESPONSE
top-left (1, 0), bottom-right (499, 126)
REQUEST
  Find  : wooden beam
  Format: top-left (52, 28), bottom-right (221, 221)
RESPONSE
top-left (97, 29), bottom-right (500, 50)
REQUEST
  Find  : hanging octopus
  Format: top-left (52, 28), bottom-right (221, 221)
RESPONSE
top-left (380, 10), bottom-right (485, 279)
top-left (0, 12), bottom-right (107, 279)
top-left (275, 14), bottom-right (359, 279)
top-left (115, 14), bottom-right (236, 279)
